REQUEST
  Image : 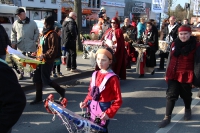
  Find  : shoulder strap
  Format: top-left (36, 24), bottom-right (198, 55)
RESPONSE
top-left (44, 30), bottom-right (54, 38)
top-left (99, 72), bottom-right (116, 93)
top-left (91, 71), bottom-right (98, 87)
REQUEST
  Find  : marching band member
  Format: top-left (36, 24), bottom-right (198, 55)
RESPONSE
top-left (80, 47), bottom-right (122, 133)
top-left (159, 25), bottom-right (200, 128)
top-left (121, 18), bottom-right (137, 69)
top-left (101, 17), bottom-right (126, 80)
top-left (137, 22), bottom-right (157, 78)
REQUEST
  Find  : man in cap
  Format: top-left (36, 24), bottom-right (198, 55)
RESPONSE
top-left (11, 8), bottom-right (39, 80)
top-left (158, 25), bottom-right (200, 128)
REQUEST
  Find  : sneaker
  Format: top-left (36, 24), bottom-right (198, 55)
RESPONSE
top-left (70, 69), bottom-right (81, 73)
top-left (66, 68), bottom-right (71, 71)
top-left (184, 109), bottom-right (191, 121)
top-left (18, 73), bottom-right (24, 80)
top-left (53, 73), bottom-right (58, 78)
top-left (57, 72), bottom-right (64, 77)
top-left (158, 115), bottom-right (171, 128)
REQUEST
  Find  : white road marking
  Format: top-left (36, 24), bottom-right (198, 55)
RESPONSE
top-left (155, 97), bottom-right (200, 133)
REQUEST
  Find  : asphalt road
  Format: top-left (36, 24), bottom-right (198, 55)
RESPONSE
top-left (12, 66), bottom-right (200, 133)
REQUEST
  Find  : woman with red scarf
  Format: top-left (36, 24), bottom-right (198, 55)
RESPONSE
top-left (101, 17), bottom-right (126, 80)
top-left (137, 22), bottom-right (157, 78)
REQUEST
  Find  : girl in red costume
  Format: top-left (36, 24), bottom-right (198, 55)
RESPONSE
top-left (80, 47), bottom-right (122, 133)
top-left (101, 17), bottom-right (126, 80)
top-left (159, 25), bottom-right (200, 128)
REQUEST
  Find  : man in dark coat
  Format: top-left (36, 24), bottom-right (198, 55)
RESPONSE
top-left (0, 59), bottom-right (26, 133)
top-left (61, 12), bottom-right (79, 72)
top-left (0, 24), bottom-right (10, 60)
top-left (158, 16), bottom-right (180, 70)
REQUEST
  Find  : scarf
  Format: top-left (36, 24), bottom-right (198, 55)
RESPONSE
top-left (173, 36), bottom-right (196, 57)
top-left (17, 17), bottom-right (30, 24)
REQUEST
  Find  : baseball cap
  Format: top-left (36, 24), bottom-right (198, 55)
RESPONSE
top-left (15, 8), bottom-right (25, 15)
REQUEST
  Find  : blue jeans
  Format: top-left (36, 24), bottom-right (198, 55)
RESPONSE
top-left (0, 55), bottom-right (6, 60)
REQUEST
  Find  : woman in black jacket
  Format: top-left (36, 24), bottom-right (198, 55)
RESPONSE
top-left (137, 22), bottom-right (157, 78)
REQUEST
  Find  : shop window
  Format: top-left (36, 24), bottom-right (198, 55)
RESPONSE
top-left (97, 0), bottom-right (100, 8)
top-left (88, 0), bottom-right (91, 7)
top-left (92, 0), bottom-right (95, 8)
top-left (51, 0), bottom-right (56, 3)
top-left (40, 0), bottom-right (45, 2)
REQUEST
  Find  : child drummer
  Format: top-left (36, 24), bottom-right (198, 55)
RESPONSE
top-left (80, 47), bottom-right (122, 132)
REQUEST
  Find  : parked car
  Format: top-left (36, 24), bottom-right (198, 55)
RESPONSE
top-left (0, 4), bottom-right (18, 38)
top-left (34, 20), bottom-right (62, 34)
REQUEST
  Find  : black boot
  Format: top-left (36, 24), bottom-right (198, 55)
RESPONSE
top-left (30, 82), bottom-right (43, 105)
top-left (197, 89), bottom-right (200, 98)
top-left (158, 115), bottom-right (171, 128)
top-left (184, 109), bottom-right (191, 121)
top-left (49, 81), bottom-right (65, 101)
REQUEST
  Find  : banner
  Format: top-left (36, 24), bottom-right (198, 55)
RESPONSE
top-left (151, 0), bottom-right (166, 13)
top-left (193, 0), bottom-right (200, 16)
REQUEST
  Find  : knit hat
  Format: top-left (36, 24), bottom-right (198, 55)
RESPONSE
top-left (178, 25), bottom-right (191, 32)
top-left (16, 8), bottom-right (25, 15)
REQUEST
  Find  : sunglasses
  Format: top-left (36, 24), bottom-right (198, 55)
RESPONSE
top-left (111, 22), bottom-right (116, 24)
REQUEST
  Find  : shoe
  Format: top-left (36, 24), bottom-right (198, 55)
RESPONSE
top-left (18, 73), bottom-right (24, 80)
top-left (158, 115), bottom-right (171, 128)
top-left (57, 72), bottom-right (64, 77)
top-left (151, 70), bottom-right (155, 75)
top-left (30, 99), bottom-right (43, 105)
top-left (184, 109), bottom-right (191, 121)
top-left (138, 74), bottom-right (144, 78)
top-left (70, 69), bottom-right (81, 73)
top-left (66, 68), bottom-right (71, 71)
top-left (53, 73), bottom-right (58, 78)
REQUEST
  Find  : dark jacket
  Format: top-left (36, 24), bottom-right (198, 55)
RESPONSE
top-left (141, 29), bottom-right (157, 67)
top-left (0, 60), bottom-right (26, 133)
top-left (61, 17), bottom-right (78, 48)
top-left (164, 23), bottom-right (180, 42)
top-left (0, 24), bottom-right (11, 55)
top-left (42, 31), bottom-right (59, 64)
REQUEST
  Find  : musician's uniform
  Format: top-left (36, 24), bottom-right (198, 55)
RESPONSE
top-left (84, 70), bottom-right (122, 131)
top-left (137, 29), bottom-right (157, 76)
top-left (121, 25), bottom-right (137, 68)
top-left (159, 27), bottom-right (200, 128)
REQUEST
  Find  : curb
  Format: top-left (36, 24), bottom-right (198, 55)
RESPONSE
top-left (21, 69), bottom-right (94, 92)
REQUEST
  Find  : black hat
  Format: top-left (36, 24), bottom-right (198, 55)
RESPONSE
top-left (16, 8), bottom-right (25, 15)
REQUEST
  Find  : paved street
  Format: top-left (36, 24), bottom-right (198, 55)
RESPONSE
top-left (12, 59), bottom-right (200, 133)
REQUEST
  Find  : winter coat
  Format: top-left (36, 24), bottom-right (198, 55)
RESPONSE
top-left (0, 59), bottom-right (26, 133)
top-left (61, 17), bottom-right (78, 49)
top-left (11, 17), bottom-right (39, 52)
top-left (0, 24), bottom-right (11, 55)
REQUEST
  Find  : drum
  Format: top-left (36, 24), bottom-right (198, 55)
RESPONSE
top-left (158, 40), bottom-right (169, 53)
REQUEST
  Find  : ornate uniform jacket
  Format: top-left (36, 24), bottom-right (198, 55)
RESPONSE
top-left (121, 25), bottom-right (137, 43)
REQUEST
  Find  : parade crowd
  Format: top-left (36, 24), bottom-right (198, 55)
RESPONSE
top-left (1, 7), bottom-right (200, 133)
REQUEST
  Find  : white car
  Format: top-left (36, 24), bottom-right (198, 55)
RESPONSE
top-left (34, 20), bottom-right (62, 34)
top-left (34, 20), bottom-right (44, 34)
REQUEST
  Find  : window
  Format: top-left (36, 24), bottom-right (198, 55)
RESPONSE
top-left (28, 0), bottom-right (34, 1)
top-left (51, 0), bottom-right (56, 3)
top-left (40, 0), bottom-right (45, 2)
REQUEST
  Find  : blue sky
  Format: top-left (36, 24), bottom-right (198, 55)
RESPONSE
top-left (173, 0), bottom-right (189, 8)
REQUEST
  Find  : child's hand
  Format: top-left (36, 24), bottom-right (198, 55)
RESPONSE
top-left (80, 102), bottom-right (87, 108)
top-left (100, 112), bottom-right (109, 120)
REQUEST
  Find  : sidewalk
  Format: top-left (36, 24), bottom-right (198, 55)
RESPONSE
top-left (19, 55), bottom-right (94, 91)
